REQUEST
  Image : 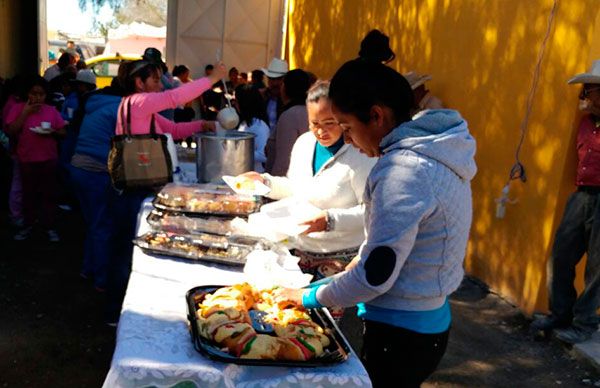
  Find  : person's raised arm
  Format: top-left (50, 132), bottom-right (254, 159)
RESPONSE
top-left (5, 101), bottom-right (40, 136)
top-left (131, 63), bottom-right (227, 117)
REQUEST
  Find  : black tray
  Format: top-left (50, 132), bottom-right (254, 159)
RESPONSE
top-left (186, 285), bottom-right (351, 367)
top-left (133, 232), bottom-right (255, 266)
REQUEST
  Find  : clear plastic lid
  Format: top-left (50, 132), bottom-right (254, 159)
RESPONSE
top-left (155, 183), bottom-right (260, 215)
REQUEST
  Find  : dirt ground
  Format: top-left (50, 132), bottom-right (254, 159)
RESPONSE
top-left (0, 210), bottom-right (599, 388)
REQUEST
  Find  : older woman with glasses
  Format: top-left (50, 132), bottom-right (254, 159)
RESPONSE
top-left (242, 81), bottom-right (376, 317)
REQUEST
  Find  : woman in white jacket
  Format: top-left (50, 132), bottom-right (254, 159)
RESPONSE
top-left (244, 81), bottom-right (376, 307)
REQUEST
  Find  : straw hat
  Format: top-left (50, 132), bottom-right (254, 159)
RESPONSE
top-left (568, 60), bottom-right (600, 84)
top-left (404, 71), bottom-right (432, 90)
top-left (262, 58), bottom-right (289, 79)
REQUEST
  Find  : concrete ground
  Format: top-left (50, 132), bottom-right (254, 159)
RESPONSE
top-left (1, 210), bottom-right (599, 387)
top-left (575, 332), bottom-right (600, 376)
top-left (340, 278), bottom-right (600, 387)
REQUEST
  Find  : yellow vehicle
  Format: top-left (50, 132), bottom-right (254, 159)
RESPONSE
top-left (85, 53), bottom-right (142, 88)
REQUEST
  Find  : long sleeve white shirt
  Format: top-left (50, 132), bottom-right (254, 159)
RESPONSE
top-left (263, 132), bottom-right (377, 253)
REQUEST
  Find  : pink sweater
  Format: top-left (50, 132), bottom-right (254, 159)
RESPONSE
top-left (116, 77), bottom-right (212, 140)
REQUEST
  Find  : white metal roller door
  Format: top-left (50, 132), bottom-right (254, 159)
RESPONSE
top-left (167, 0), bottom-right (285, 79)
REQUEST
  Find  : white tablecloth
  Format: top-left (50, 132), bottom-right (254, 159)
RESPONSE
top-left (103, 200), bottom-right (372, 388)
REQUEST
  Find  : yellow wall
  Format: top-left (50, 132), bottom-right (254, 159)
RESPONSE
top-left (0, 0), bottom-right (39, 77)
top-left (0, 0), bottom-right (20, 76)
top-left (286, 0), bottom-right (600, 314)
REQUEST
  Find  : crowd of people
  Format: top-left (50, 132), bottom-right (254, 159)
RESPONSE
top-left (0, 30), bottom-right (468, 387)
top-left (5, 26), bottom-right (597, 387)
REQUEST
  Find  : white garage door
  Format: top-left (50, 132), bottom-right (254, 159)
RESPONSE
top-left (167, 0), bottom-right (286, 79)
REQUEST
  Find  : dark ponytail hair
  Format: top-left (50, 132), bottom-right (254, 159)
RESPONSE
top-left (329, 59), bottom-right (413, 126)
top-left (122, 60), bottom-right (162, 96)
top-left (235, 84), bottom-right (268, 125)
top-left (358, 29), bottom-right (395, 63)
top-left (283, 69), bottom-right (310, 104)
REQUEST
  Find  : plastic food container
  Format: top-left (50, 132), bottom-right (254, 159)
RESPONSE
top-left (133, 231), bottom-right (262, 266)
top-left (185, 285), bottom-right (351, 367)
top-left (154, 183), bottom-right (260, 216)
top-left (147, 209), bottom-right (235, 236)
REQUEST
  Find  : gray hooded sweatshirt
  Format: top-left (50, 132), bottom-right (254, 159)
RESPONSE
top-left (315, 109), bottom-right (477, 311)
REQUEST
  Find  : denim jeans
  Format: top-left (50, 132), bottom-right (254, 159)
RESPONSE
top-left (104, 188), bottom-right (150, 323)
top-left (70, 166), bottom-right (112, 289)
top-left (549, 190), bottom-right (600, 329)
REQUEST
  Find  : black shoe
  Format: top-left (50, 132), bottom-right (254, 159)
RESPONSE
top-left (530, 315), bottom-right (571, 332)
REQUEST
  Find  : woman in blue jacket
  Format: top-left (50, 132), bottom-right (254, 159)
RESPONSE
top-left (70, 78), bottom-right (123, 292)
top-left (274, 59), bottom-right (477, 387)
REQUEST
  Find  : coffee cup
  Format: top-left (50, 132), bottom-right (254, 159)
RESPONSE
top-left (41, 121), bottom-right (51, 130)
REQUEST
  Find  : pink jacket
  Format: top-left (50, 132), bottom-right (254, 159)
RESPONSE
top-left (116, 77), bottom-right (212, 140)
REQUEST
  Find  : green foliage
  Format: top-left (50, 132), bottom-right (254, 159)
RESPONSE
top-left (78, 0), bottom-right (123, 14)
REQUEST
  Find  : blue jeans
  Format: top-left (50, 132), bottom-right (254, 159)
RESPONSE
top-left (104, 188), bottom-right (150, 323)
top-left (70, 166), bottom-right (112, 288)
top-left (549, 190), bottom-right (600, 329)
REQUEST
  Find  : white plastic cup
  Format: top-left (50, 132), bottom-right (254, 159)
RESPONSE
top-left (41, 121), bottom-right (51, 130)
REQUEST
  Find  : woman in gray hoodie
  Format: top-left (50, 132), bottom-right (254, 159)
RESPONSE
top-left (274, 59), bottom-right (477, 387)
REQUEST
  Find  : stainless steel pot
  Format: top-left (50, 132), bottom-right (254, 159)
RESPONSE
top-left (195, 132), bottom-right (255, 183)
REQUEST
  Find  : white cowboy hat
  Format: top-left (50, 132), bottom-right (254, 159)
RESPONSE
top-left (403, 71), bottom-right (432, 90)
top-left (262, 58), bottom-right (289, 79)
top-left (568, 60), bottom-right (600, 84)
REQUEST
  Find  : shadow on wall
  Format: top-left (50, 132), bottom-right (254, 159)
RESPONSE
top-left (287, 0), bottom-right (599, 313)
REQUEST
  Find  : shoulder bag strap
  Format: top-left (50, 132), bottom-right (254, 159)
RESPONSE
top-left (126, 98), bottom-right (133, 136)
top-left (149, 114), bottom-right (157, 137)
top-left (118, 97), bottom-right (131, 137)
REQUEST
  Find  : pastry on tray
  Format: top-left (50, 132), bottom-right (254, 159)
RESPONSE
top-left (195, 283), bottom-right (331, 361)
top-left (138, 232), bottom-right (248, 264)
top-left (155, 183), bottom-right (259, 215)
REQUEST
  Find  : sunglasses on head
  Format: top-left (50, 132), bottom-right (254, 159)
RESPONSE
top-left (129, 61), bottom-right (155, 76)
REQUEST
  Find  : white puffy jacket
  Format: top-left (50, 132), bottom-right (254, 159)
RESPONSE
top-left (262, 132), bottom-right (377, 253)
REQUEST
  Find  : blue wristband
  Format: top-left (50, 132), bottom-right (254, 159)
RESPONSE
top-left (302, 285), bottom-right (324, 309)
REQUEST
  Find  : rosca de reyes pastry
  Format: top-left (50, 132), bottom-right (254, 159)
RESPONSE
top-left (195, 283), bottom-right (332, 361)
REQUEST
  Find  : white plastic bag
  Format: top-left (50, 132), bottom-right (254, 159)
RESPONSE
top-left (243, 197), bottom-right (323, 242)
top-left (243, 249), bottom-right (313, 289)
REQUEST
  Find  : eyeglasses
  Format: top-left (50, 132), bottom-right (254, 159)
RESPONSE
top-left (580, 87), bottom-right (600, 100)
top-left (309, 119), bottom-right (339, 130)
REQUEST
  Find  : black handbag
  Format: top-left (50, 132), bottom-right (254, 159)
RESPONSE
top-left (107, 98), bottom-right (173, 190)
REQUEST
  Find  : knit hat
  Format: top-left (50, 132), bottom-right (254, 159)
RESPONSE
top-left (73, 69), bottom-right (96, 86)
top-left (142, 47), bottom-right (164, 65)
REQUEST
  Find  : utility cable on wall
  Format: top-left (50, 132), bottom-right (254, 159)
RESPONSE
top-left (496, 0), bottom-right (559, 218)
